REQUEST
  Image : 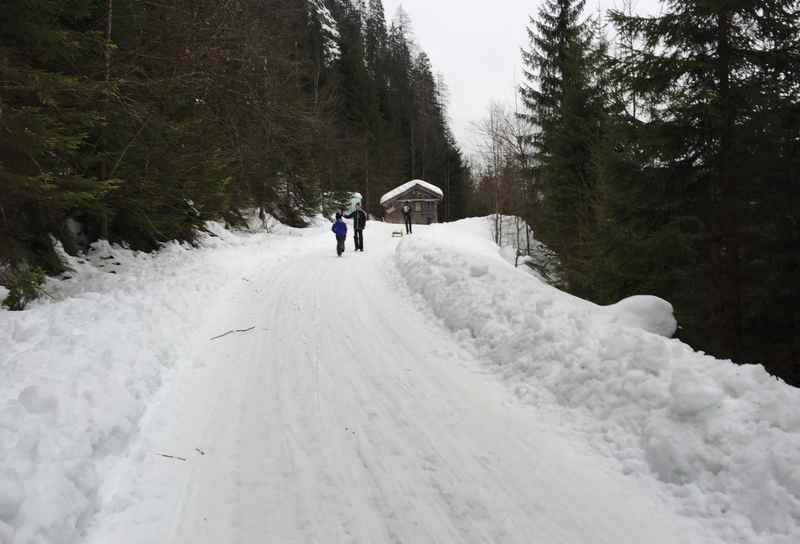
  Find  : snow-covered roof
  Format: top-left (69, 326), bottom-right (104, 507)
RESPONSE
top-left (380, 179), bottom-right (444, 206)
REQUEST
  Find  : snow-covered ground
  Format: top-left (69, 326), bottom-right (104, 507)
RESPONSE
top-left (397, 218), bottom-right (800, 544)
top-left (0, 220), bottom-right (317, 543)
top-left (1, 216), bottom-right (797, 543)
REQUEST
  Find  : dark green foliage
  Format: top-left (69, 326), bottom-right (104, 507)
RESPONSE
top-left (1, 263), bottom-right (47, 311)
top-left (0, 0), bottom-right (114, 271)
top-left (603, 0), bottom-right (800, 382)
top-left (590, 115), bottom-right (706, 331)
top-left (520, 0), bottom-right (606, 294)
top-left (1, 1), bottom-right (470, 273)
top-left (521, 0), bottom-right (800, 384)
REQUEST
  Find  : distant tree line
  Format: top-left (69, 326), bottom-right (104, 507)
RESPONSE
top-left (479, 0), bottom-right (799, 384)
top-left (0, 0), bottom-right (469, 280)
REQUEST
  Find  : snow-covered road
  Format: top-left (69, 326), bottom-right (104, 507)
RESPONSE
top-left (82, 222), bottom-right (719, 544)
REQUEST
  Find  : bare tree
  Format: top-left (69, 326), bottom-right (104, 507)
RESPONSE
top-left (470, 101), bottom-right (536, 248)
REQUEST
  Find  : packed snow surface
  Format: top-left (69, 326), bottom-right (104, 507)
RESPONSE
top-left (1, 215), bottom-right (797, 544)
top-left (379, 179), bottom-right (443, 205)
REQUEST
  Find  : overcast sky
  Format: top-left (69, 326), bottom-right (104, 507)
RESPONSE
top-left (382, 0), bottom-right (663, 156)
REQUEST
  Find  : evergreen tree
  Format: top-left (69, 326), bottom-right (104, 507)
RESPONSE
top-left (0, 0), bottom-right (470, 306)
top-left (0, 0), bottom-right (115, 270)
top-left (608, 0), bottom-right (800, 382)
top-left (520, 0), bottom-right (605, 294)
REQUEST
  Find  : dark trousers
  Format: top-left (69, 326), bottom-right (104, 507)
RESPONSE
top-left (336, 235), bottom-right (345, 256)
top-left (354, 229), bottom-right (364, 251)
top-left (404, 215), bottom-right (412, 234)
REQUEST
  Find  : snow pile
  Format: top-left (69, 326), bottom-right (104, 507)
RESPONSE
top-left (395, 217), bottom-right (800, 544)
top-left (600, 295), bottom-right (678, 337)
top-left (0, 222), bottom-right (308, 543)
top-left (379, 179), bottom-right (443, 205)
top-left (349, 192), bottom-right (363, 208)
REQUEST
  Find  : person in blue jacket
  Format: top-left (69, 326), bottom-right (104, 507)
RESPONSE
top-left (332, 212), bottom-right (347, 256)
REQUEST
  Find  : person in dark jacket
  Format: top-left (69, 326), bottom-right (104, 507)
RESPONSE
top-left (344, 202), bottom-right (367, 252)
top-left (332, 213), bottom-right (347, 256)
top-left (402, 202), bottom-right (412, 234)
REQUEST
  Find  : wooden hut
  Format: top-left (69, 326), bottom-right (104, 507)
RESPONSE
top-left (380, 179), bottom-right (444, 224)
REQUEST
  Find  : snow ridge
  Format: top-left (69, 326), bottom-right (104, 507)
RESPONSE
top-left (395, 218), bottom-right (800, 544)
top-left (0, 222), bottom-right (302, 544)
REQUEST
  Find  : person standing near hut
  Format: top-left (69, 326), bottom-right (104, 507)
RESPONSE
top-left (332, 212), bottom-right (347, 257)
top-left (344, 202), bottom-right (367, 252)
top-left (402, 202), bottom-right (412, 234)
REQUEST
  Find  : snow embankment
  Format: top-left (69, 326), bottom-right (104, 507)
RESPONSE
top-left (395, 217), bottom-right (800, 544)
top-left (0, 221), bottom-right (308, 544)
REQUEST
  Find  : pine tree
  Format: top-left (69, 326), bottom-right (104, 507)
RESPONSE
top-left (381, 14), bottom-right (414, 183)
top-left (520, 0), bottom-right (605, 294)
top-left (609, 0), bottom-right (800, 381)
top-left (0, 0), bottom-right (115, 270)
top-left (363, 0), bottom-right (392, 209)
top-left (365, 0), bottom-right (388, 76)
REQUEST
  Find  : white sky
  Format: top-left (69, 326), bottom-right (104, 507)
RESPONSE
top-left (382, 0), bottom-right (663, 155)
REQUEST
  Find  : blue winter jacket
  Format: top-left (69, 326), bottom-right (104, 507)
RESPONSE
top-left (332, 219), bottom-right (347, 237)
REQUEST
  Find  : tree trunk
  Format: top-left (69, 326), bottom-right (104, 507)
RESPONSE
top-left (711, 9), bottom-right (742, 357)
top-left (100, 0), bottom-right (113, 240)
top-left (364, 142), bottom-right (369, 208)
top-left (105, 0), bottom-right (113, 86)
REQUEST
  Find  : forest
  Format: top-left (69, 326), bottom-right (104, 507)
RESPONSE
top-left (0, 0), bottom-right (469, 277)
top-left (2, 1), bottom-right (798, 386)
top-left (469, 0), bottom-right (799, 385)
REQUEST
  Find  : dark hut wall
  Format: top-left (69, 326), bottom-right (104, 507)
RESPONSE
top-left (384, 200), bottom-right (438, 224)
top-left (382, 187), bottom-right (441, 224)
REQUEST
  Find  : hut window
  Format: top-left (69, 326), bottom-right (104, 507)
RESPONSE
top-left (415, 202), bottom-right (422, 212)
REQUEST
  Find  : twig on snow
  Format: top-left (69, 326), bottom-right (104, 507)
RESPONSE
top-left (158, 453), bottom-right (187, 462)
top-left (210, 326), bottom-right (256, 341)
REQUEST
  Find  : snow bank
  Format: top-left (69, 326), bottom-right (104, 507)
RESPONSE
top-left (379, 179), bottom-right (443, 205)
top-left (395, 217), bottom-right (800, 544)
top-left (0, 222), bottom-right (307, 543)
